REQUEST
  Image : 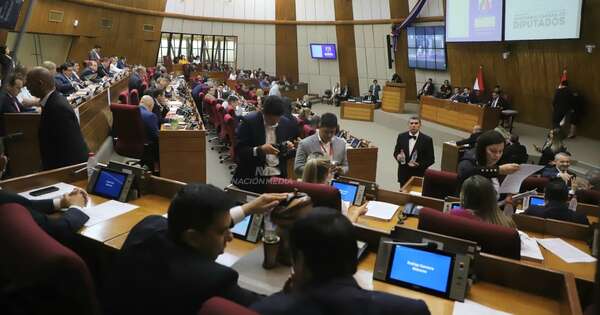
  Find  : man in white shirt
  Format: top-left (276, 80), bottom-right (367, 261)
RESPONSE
top-left (268, 81), bottom-right (281, 97)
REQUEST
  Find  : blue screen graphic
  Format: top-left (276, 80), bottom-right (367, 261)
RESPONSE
top-left (310, 44), bottom-right (337, 59)
top-left (231, 215), bottom-right (251, 237)
top-left (94, 170), bottom-right (126, 199)
top-left (529, 196), bottom-right (545, 207)
top-left (331, 181), bottom-right (358, 203)
top-left (389, 245), bottom-right (452, 293)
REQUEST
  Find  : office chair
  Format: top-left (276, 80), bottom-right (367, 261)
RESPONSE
top-left (197, 297), bottom-right (258, 315)
top-left (118, 90), bottom-right (129, 104)
top-left (219, 114), bottom-right (237, 172)
top-left (520, 176), bottom-right (550, 193)
top-left (422, 169), bottom-right (459, 199)
top-left (129, 89), bottom-right (140, 105)
top-left (110, 104), bottom-right (153, 169)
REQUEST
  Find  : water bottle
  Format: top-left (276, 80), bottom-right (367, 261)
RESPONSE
top-left (568, 195), bottom-right (578, 211)
top-left (87, 152), bottom-right (97, 180)
top-left (410, 149), bottom-right (418, 163)
top-left (398, 149), bottom-right (406, 165)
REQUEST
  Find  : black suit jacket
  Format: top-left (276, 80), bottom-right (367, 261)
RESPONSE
top-left (393, 132), bottom-right (435, 185)
top-left (0, 90), bottom-right (25, 136)
top-left (232, 112), bottom-right (298, 192)
top-left (525, 201), bottom-right (589, 225)
top-left (251, 277), bottom-right (430, 315)
top-left (97, 64), bottom-right (111, 79)
top-left (80, 67), bottom-right (100, 83)
top-left (419, 82), bottom-right (434, 97)
top-left (487, 96), bottom-right (508, 109)
top-left (128, 73), bottom-right (144, 93)
top-left (0, 189), bottom-right (88, 243)
top-left (456, 131), bottom-right (482, 148)
top-left (500, 142), bottom-right (528, 164)
top-left (103, 216), bottom-right (261, 315)
top-left (39, 91), bottom-right (89, 170)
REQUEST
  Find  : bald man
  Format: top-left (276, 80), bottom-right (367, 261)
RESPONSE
top-left (26, 67), bottom-right (89, 170)
top-left (138, 95), bottom-right (159, 165)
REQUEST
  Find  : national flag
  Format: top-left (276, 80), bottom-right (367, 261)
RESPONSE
top-left (473, 65), bottom-right (485, 92)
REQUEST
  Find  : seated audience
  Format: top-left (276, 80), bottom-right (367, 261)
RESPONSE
top-left (534, 129), bottom-right (569, 166)
top-left (0, 73), bottom-right (29, 114)
top-left (139, 95), bottom-right (159, 157)
top-left (129, 66), bottom-right (146, 93)
top-left (450, 175), bottom-right (517, 228)
top-left (250, 208), bottom-right (430, 315)
top-left (542, 152), bottom-right (576, 186)
top-left (13, 65), bottom-right (40, 107)
top-left (109, 57), bottom-right (124, 74)
top-left (457, 87), bottom-right (471, 103)
top-left (525, 179), bottom-right (589, 225)
top-left (70, 62), bottom-right (84, 86)
top-left (417, 78), bottom-right (434, 99)
top-left (448, 87), bottom-right (462, 101)
top-left (116, 56), bottom-right (127, 69)
top-left (281, 75), bottom-right (291, 86)
top-left (487, 91), bottom-right (509, 109)
top-left (80, 61), bottom-right (101, 83)
top-left (470, 89), bottom-right (483, 104)
top-left (259, 77), bottom-right (270, 90)
top-left (228, 71), bottom-right (237, 80)
top-left (88, 44), bottom-right (102, 61)
top-left (269, 80), bottom-right (282, 97)
top-left (436, 80), bottom-right (452, 98)
top-left (145, 88), bottom-right (169, 126)
top-left (456, 125), bottom-right (483, 148)
top-left (103, 183), bottom-right (287, 314)
top-left (97, 58), bottom-right (112, 78)
top-left (584, 169), bottom-right (600, 191)
top-left (54, 63), bottom-right (77, 95)
top-left (42, 60), bottom-right (57, 75)
top-left (499, 134), bottom-right (528, 165)
top-left (363, 90), bottom-right (375, 103)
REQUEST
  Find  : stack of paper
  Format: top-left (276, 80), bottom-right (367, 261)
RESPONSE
top-left (518, 231), bottom-right (544, 261)
top-left (365, 201), bottom-right (400, 221)
top-left (82, 200), bottom-right (139, 227)
top-left (536, 238), bottom-right (596, 263)
top-left (453, 299), bottom-right (512, 315)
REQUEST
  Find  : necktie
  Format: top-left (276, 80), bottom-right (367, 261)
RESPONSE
top-left (409, 135), bottom-right (416, 140)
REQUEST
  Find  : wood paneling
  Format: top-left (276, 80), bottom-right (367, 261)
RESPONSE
top-left (447, 1), bottom-right (600, 139)
top-left (275, 0), bottom-right (299, 82)
top-left (334, 0), bottom-right (359, 96)
top-left (390, 0), bottom-right (417, 101)
top-left (16, 0), bottom-right (166, 66)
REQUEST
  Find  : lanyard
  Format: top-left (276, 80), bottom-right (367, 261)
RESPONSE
top-left (320, 141), bottom-right (333, 159)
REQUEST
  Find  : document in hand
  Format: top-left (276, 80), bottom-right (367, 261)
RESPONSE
top-left (536, 238), bottom-right (596, 264)
top-left (365, 201), bottom-right (400, 221)
top-left (499, 164), bottom-right (544, 194)
top-left (82, 200), bottom-right (139, 227)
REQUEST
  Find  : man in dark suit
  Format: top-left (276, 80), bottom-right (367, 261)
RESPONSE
top-left (417, 78), bottom-right (434, 100)
top-left (97, 58), bottom-right (112, 79)
top-left (129, 66), bottom-right (145, 94)
top-left (26, 67), bottom-right (89, 170)
top-left (456, 125), bottom-right (482, 148)
top-left (368, 79), bottom-right (381, 103)
top-left (393, 117), bottom-right (435, 187)
top-left (80, 61), bottom-right (101, 83)
top-left (251, 208), bottom-right (430, 315)
top-left (0, 73), bottom-right (31, 136)
top-left (552, 81), bottom-right (573, 129)
top-left (232, 95), bottom-right (299, 193)
top-left (525, 179), bottom-right (588, 225)
top-left (139, 95), bottom-right (159, 162)
top-left (0, 45), bottom-right (15, 88)
top-left (103, 183), bottom-right (287, 315)
top-left (54, 63), bottom-right (77, 96)
top-left (500, 134), bottom-right (528, 165)
top-left (88, 45), bottom-right (101, 61)
top-left (486, 91), bottom-right (508, 109)
top-left (541, 152), bottom-right (576, 187)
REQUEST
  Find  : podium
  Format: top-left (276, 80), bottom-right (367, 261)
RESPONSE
top-left (381, 82), bottom-right (406, 113)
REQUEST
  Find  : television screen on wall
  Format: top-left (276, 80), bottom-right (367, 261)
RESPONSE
top-left (407, 26), bottom-right (446, 71)
top-left (0, 0), bottom-right (24, 30)
top-left (504, 0), bottom-right (583, 40)
top-left (446, 0), bottom-right (503, 42)
top-left (310, 44), bottom-right (337, 60)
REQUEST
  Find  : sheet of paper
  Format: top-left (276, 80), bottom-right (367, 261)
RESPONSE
top-left (499, 164), bottom-right (544, 194)
top-left (453, 299), bottom-right (512, 315)
top-left (19, 182), bottom-right (80, 201)
top-left (82, 200), bottom-right (139, 227)
top-left (215, 252), bottom-right (240, 267)
top-left (409, 191), bottom-right (422, 196)
top-left (365, 201), bottom-right (400, 221)
top-left (536, 238), bottom-right (596, 263)
top-left (518, 231), bottom-right (544, 261)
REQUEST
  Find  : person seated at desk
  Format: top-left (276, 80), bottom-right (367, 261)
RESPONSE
top-left (499, 134), bottom-right (528, 165)
top-left (391, 73), bottom-right (402, 83)
top-left (228, 71), bottom-right (237, 81)
top-left (88, 44), bottom-right (101, 61)
top-left (97, 58), bottom-right (112, 79)
top-left (450, 175), bottom-right (517, 228)
top-left (534, 129), bottom-right (569, 166)
top-left (456, 87), bottom-right (471, 103)
top-left (222, 94), bottom-right (239, 112)
top-left (54, 63), bottom-right (77, 96)
top-left (80, 61), bottom-right (101, 84)
top-left (456, 125), bottom-right (483, 148)
top-left (0, 73), bottom-right (31, 114)
top-left (486, 91), bottom-right (509, 109)
top-left (70, 62), bottom-right (84, 86)
top-left (259, 77), bottom-right (270, 90)
top-left (417, 78), bottom-right (434, 100)
top-left (116, 56), bottom-right (127, 69)
top-left (42, 60), bottom-right (57, 76)
top-left (458, 130), bottom-right (520, 192)
top-left (363, 90), bottom-right (375, 103)
top-left (269, 81), bottom-right (282, 97)
top-left (145, 88), bottom-right (169, 126)
top-left (103, 183), bottom-right (288, 315)
top-left (109, 57), bottom-right (124, 75)
top-left (294, 113), bottom-right (348, 177)
top-left (281, 75), bottom-right (291, 86)
top-left (541, 152), bottom-right (576, 186)
top-left (525, 179), bottom-right (589, 225)
top-left (129, 66), bottom-right (146, 94)
top-left (139, 95), bottom-right (159, 159)
top-left (368, 80), bottom-right (381, 103)
top-left (448, 87), bottom-right (462, 102)
top-left (436, 80), bottom-right (452, 99)
top-left (469, 89), bottom-right (483, 104)
top-left (250, 208), bottom-right (430, 315)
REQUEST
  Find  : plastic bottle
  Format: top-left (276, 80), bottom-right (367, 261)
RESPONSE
top-left (410, 149), bottom-right (418, 163)
top-left (87, 152), bottom-right (97, 180)
top-left (398, 149), bottom-right (406, 165)
top-left (568, 195), bottom-right (578, 211)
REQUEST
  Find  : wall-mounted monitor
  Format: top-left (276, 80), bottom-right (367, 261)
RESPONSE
top-left (0, 0), bottom-right (24, 30)
top-left (310, 43), bottom-right (337, 60)
top-left (504, 0), bottom-right (583, 41)
top-left (407, 26), bottom-right (447, 71)
top-left (446, 0), bottom-right (503, 42)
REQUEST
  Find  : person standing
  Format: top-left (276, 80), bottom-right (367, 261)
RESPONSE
top-left (393, 117), bottom-right (435, 187)
top-left (369, 80), bottom-right (381, 103)
top-left (88, 45), bottom-right (102, 61)
top-left (552, 81), bottom-right (573, 130)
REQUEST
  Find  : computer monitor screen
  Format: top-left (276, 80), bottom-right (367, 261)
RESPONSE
top-left (231, 215), bottom-right (252, 237)
top-left (0, 0), bottom-right (24, 30)
top-left (407, 26), bottom-right (447, 70)
top-left (446, 0), bottom-right (503, 42)
top-left (310, 44), bottom-right (337, 60)
top-left (92, 169), bottom-right (127, 199)
top-left (331, 180), bottom-right (359, 204)
top-left (529, 196), bottom-right (545, 207)
top-left (388, 245), bottom-right (454, 295)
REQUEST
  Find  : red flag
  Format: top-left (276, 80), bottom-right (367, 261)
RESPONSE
top-left (560, 67), bottom-right (568, 83)
top-left (473, 65), bottom-right (485, 92)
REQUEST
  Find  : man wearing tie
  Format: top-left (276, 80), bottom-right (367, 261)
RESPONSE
top-left (0, 73), bottom-right (36, 135)
top-left (393, 117), bottom-right (435, 187)
top-left (88, 45), bottom-right (102, 61)
top-left (487, 91), bottom-right (508, 109)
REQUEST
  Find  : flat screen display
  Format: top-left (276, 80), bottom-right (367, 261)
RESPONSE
top-left (388, 245), bottom-right (453, 295)
top-left (331, 180), bottom-right (358, 204)
top-left (0, 0), bottom-right (24, 30)
top-left (93, 169), bottom-right (126, 199)
top-left (505, 0), bottom-right (583, 40)
top-left (446, 0), bottom-right (504, 42)
top-left (310, 44), bottom-right (337, 60)
top-left (407, 26), bottom-right (446, 71)
top-left (231, 215), bottom-right (252, 237)
top-left (529, 196), bottom-right (545, 207)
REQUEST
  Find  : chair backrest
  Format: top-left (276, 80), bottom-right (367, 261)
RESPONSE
top-left (422, 169), bottom-right (459, 199)
top-left (118, 90), bottom-right (129, 104)
top-left (417, 207), bottom-right (521, 259)
top-left (140, 82), bottom-right (148, 95)
top-left (520, 176), bottom-right (550, 193)
top-left (576, 189), bottom-right (600, 206)
top-left (129, 89), bottom-right (140, 105)
top-left (197, 297), bottom-right (258, 315)
top-left (266, 177), bottom-right (341, 211)
top-left (302, 124), bottom-right (315, 138)
top-left (0, 203), bottom-right (98, 314)
top-left (110, 103), bottom-right (146, 158)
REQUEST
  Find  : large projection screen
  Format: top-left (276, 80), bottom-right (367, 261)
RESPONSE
top-left (446, 0), bottom-right (503, 42)
top-left (505, 0), bottom-right (583, 40)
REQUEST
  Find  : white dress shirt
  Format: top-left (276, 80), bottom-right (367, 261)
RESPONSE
top-left (269, 84), bottom-right (281, 97)
top-left (408, 131), bottom-right (419, 156)
top-left (317, 131), bottom-right (333, 159)
top-left (261, 123), bottom-right (280, 176)
top-left (110, 63), bottom-right (124, 74)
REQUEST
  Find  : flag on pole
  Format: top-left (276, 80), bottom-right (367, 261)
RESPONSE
top-left (560, 67), bottom-right (568, 84)
top-left (473, 65), bottom-right (485, 91)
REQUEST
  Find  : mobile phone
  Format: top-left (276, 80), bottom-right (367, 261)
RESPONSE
top-left (29, 186), bottom-right (60, 197)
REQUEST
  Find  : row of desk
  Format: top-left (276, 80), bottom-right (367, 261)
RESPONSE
top-left (0, 164), bottom-right (586, 315)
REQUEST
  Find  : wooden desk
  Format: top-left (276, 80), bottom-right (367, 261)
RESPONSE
top-left (189, 71), bottom-right (227, 83)
top-left (280, 83), bottom-right (308, 100)
top-left (381, 82), bottom-right (406, 113)
top-left (340, 101), bottom-right (375, 122)
top-left (159, 127), bottom-right (207, 183)
top-left (419, 96), bottom-right (501, 132)
top-left (4, 75), bottom-right (129, 177)
top-left (441, 142), bottom-right (461, 173)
